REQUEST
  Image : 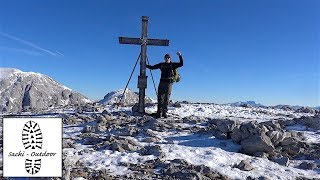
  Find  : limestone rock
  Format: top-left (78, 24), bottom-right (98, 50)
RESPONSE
top-left (216, 119), bottom-right (238, 133)
top-left (241, 134), bottom-right (274, 155)
top-left (298, 162), bottom-right (317, 170)
top-left (233, 160), bottom-right (254, 171)
top-left (266, 130), bottom-right (286, 146)
top-left (271, 156), bottom-right (289, 166)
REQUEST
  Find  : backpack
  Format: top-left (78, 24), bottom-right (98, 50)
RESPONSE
top-left (172, 68), bottom-right (181, 83)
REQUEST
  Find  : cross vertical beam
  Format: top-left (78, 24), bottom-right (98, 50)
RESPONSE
top-left (138, 16), bottom-right (148, 114)
top-left (119, 16), bottom-right (169, 114)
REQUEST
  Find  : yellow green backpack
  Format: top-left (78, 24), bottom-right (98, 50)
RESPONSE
top-left (172, 68), bottom-right (181, 83)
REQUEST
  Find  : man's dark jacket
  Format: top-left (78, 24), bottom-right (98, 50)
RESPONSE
top-left (146, 55), bottom-right (184, 82)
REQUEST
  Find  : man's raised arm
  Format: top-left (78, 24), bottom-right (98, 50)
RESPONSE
top-left (175, 51), bottom-right (184, 68)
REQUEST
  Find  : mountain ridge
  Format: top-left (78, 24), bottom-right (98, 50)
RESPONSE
top-left (0, 67), bottom-right (91, 113)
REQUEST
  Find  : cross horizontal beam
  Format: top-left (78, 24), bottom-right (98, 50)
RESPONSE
top-left (119, 37), bottom-right (169, 46)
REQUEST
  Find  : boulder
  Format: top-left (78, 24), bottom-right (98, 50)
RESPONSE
top-left (231, 125), bottom-right (249, 143)
top-left (279, 137), bottom-right (305, 157)
top-left (213, 130), bottom-right (229, 140)
top-left (282, 145), bottom-right (303, 157)
top-left (111, 143), bottom-right (125, 152)
top-left (241, 133), bottom-right (274, 155)
top-left (81, 136), bottom-right (103, 145)
top-left (254, 152), bottom-right (269, 159)
top-left (139, 145), bottom-right (164, 157)
top-left (261, 121), bottom-right (282, 131)
top-left (266, 130), bottom-right (286, 146)
top-left (216, 119), bottom-right (238, 133)
top-left (280, 137), bottom-right (298, 146)
top-left (231, 121), bottom-right (266, 143)
top-left (271, 156), bottom-right (289, 166)
top-left (233, 160), bottom-right (254, 171)
top-left (298, 162), bottom-right (317, 170)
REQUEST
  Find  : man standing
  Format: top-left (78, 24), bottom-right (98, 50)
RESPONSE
top-left (146, 52), bottom-right (184, 118)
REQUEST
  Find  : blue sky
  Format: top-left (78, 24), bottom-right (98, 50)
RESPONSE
top-left (0, 0), bottom-right (319, 106)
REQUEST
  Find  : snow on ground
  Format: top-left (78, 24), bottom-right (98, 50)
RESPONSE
top-left (64, 146), bottom-right (156, 176)
top-left (160, 142), bottom-right (318, 179)
top-left (147, 123), bottom-right (319, 179)
top-left (164, 103), bottom-right (313, 122)
top-left (107, 103), bottom-right (312, 122)
top-left (63, 124), bottom-right (157, 176)
top-left (104, 103), bottom-right (312, 123)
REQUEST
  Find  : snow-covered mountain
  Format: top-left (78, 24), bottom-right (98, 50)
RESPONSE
top-left (99, 89), bottom-right (154, 105)
top-left (228, 101), bottom-right (264, 107)
top-left (0, 68), bottom-right (91, 113)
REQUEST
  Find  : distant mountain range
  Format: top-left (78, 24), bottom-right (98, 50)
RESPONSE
top-left (227, 101), bottom-right (264, 107)
top-left (1, 67), bottom-right (317, 113)
top-left (227, 101), bottom-right (319, 111)
top-left (0, 68), bottom-right (91, 113)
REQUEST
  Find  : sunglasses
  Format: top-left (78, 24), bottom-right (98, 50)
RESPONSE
top-left (165, 57), bottom-right (170, 59)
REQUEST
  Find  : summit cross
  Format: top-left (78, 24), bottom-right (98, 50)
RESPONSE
top-left (119, 16), bottom-right (169, 113)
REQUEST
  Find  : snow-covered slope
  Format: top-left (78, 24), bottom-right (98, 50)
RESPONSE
top-left (0, 68), bottom-right (91, 113)
top-left (99, 89), bottom-right (153, 105)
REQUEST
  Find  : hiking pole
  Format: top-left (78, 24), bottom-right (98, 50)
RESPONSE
top-left (116, 53), bottom-right (141, 107)
top-left (146, 56), bottom-right (158, 97)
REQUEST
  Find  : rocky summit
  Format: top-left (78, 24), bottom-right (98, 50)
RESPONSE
top-left (1, 102), bottom-right (318, 179)
top-left (0, 68), bottom-right (91, 113)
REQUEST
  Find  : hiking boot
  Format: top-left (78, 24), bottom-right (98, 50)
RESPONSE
top-left (155, 111), bottom-right (162, 118)
top-left (162, 112), bottom-right (168, 118)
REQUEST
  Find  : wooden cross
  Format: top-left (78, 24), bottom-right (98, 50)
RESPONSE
top-left (119, 16), bottom-right (169, 113)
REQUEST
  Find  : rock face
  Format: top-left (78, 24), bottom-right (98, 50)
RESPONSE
top-left (0, 68), bottom-right (91, 113)
top-left (99, 89), bottom-right (154, 106)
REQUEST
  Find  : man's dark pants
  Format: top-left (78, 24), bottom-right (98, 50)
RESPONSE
top-left (157, 80), bottom-right (173, 116)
